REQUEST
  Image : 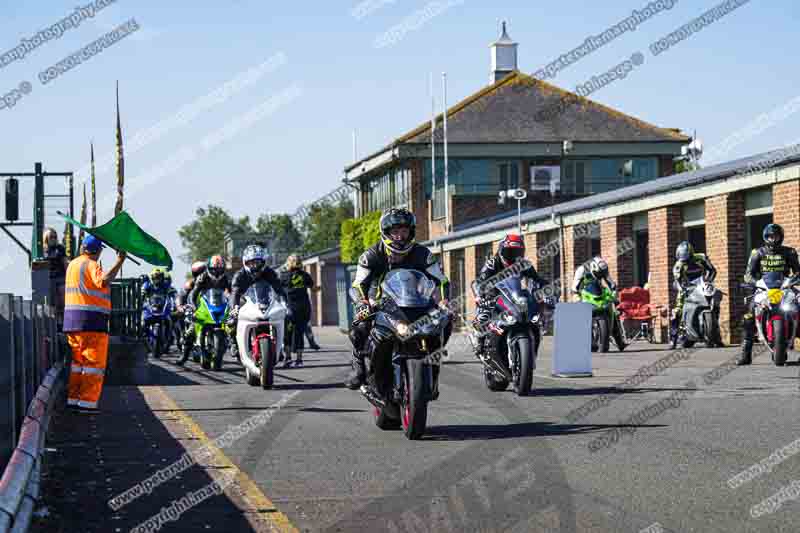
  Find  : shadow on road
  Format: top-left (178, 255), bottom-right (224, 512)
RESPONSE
top-left (424, 421), bottom-right (667, 441)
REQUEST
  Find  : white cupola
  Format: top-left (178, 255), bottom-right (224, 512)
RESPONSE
top-left (490, 21), bottom-right (518, 83)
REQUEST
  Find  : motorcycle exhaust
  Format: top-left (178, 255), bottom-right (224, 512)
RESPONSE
top-left (360, 385), bottom-right (386, 409)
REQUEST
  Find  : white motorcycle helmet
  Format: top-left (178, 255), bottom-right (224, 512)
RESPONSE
top-left (589, 256), bottom-right (609, 280)
top-left (242, 244), bottom-right (267, 275)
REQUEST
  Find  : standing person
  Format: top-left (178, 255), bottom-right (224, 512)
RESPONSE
top-left (305, 324), bottom-right (321, 350)
top-left (42, 227), bottom-right (69, 330)
top-left (63, 235), bottom-right (126, 412)
top-left (280, 255), bottom-right (314, 368)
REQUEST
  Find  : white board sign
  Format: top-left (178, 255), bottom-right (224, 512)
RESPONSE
top-left (552, 302), bottom-right (593, 377)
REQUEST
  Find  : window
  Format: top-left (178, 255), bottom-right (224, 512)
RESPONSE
top-left (364, 166), bottom-right (411, 213)
top-left (687, 226), bottom-right (706, 255)
top-left (450, 249), bottom-right (466, 323)
top-left (682, 202), bottom-right (705, 253)
top-left (562, 158), bottom-right (658, 194)
top-left (475, 242), bottom-right (493, 277)
top-left (498, 162), bottom-right (519, 191)
top-left (745, 187), bottom-right (773, 256)
top-left (632, 213), bottom-right (649, 287)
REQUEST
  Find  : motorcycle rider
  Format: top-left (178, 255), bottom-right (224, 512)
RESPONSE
top-left (572, 256), bottom-right (627, 350)
top-left (141, 268), bottom-right (177, 300)
top-left (345, 207), bottom-right (451, 391)
top-left (471, 234), bottom-right (549, 346)
top-left (670, 241), bottom-right (718, 348)
top-left (739, 224), bottom-right (800, 365)
top-left (229, 244), bottom-right (286, 361)
top-left (178, 255), bottom-right (231, 365)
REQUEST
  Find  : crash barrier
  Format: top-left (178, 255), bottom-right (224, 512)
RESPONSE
top-left (0, 362), bottom-right (65, 533)
top-left (0, 292), bottom-right (66, 532)
top-left (336, 265), bottom-right (357, 333)
top-left (110, 277), bottom-right (143, 339)
top-left (552, 302), bottom-right (594, 377)
top-left (0, 295), bottom-right (63, 471)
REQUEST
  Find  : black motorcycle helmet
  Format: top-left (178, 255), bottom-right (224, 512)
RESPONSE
top-left (675, 241), bottom-right (694, 262)
top-left (380, 208), bottom-right (416, 255)
top-left (763, 223), bottom-right (784, 253)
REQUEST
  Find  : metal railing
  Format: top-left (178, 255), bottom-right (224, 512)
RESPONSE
top-left (110, 277), bottom-right (143, 339)
top-left (0, 293), bottom-right (65, 533)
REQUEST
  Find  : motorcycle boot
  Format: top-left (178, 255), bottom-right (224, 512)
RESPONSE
top-left (345, 349), bottom-right (367, 389)
top-left (738, 314), bottom-right (755, 365)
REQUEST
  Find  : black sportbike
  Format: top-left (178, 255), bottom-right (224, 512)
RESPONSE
top-left (353, 268), bottom-right (451, 440)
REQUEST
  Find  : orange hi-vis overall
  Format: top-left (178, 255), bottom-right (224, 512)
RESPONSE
top-left (63, 254), bottom-right (112, 409)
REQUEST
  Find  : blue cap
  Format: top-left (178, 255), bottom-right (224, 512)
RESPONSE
top-left (82, 234), bottom-right (104, 253)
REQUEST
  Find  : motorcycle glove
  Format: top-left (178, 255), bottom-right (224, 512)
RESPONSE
top-left (355, 301), bottom-right (371, 321)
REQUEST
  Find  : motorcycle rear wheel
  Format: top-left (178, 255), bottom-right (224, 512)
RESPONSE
top-left (483, 365), bottom-right (509, 391)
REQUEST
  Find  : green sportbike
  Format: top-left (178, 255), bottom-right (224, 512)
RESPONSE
top-left (191, 288), bottom-right (231, 370)
top-left (580, 282), bottom-right (627, 352)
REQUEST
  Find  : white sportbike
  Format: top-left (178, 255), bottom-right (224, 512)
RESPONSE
top-left (236, 280), bottom-right (288, 389)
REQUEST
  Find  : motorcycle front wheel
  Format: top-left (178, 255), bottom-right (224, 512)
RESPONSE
top-left (512, 336), bottom-right (534, 396)
top-left (152, 325), bottom-right (162, 359)
top-left (593, 316), bottom-right (610, 353)
top-left (212, 330), bottom-right (226, 371)
top-left (773, 319), bottom-right (787, 366)
top-left (259, 337), bottom-right (275, 389)
top-left (402, 359), bottom-right (429, 440)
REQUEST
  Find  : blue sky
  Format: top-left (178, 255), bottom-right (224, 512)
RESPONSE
top-left (0, 0), bottom-right (797, 294)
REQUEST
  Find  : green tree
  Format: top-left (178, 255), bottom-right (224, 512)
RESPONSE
top-left (340, 210), bottom-right (381, 263)
top-left (674, 159), bottom-right (701, 173)
top-left (299, 197), bottom-right (354, 255)
top-left (178, 205), bottom-right (252, 263)
top-left (255, 213), bottom-right (303, 264)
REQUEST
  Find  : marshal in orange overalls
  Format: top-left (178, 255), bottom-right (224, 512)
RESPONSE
top-left (63, 254), bottom-right (112, 409)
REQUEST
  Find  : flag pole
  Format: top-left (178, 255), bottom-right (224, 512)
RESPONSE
top-left (90, 141), bottom-right (97, 226)
top-left (430, 72), bottom-right (436, 217)
top-left (442, 72), bottom-right (449, 233)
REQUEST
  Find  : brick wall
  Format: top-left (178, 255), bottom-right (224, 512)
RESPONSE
top-left (464, 245), bottom-right (477, 317)
top-left (600, 215), bottom-right (634, 289)
top-left (705, 193), bottom-right (746, 344)
top-left (648, 206), bottom-right (683, 341)
top-left (773, 181), bottom-right (800, 249)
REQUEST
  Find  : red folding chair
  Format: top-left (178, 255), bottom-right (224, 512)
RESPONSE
top-left (618, 287), bottom-right (659, 343)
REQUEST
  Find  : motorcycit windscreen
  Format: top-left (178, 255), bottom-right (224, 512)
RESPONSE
top-left (742, 272), bottom-right (800, 366)
top-left (193, 288), bottom-right (231, 370)
top-left (353, 268), bottom-right (451, 440)
top-left (236, 280), bottom-right (287, 389)
top-left (469, 275), bottom-right (543, 396)
top-left (580, 281), bottom-right (627, 353)
top-left (676, 277), bottom-right (723, 349)
top-left (142, 292), bottom-right (174, 358)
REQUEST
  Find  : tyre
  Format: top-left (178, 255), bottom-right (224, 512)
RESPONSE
top-left (259, 337), bottom-right (275, 389)
top-left (595, 316), bottom-right (610, 353)
top-left (402, 359), bottom-right (429, 440)
top-left (152, 325), bottom-right (162, 359)
top-left (773, 319), bottom-right (787, 366)
top-left (483, 366), bottom-right (509, 391)
top-left (245, 364), bottom-right (259, 386)
top-left (512, 337), bottom-right (534, 396)
top-left (374, 403), bottom-right (401, 430)
top-left (681, 338), bottom-right (696, 349)
top-left (213, 331), bottom-right (226, 371)
top-left (702, 313), bottom-right (716, 348)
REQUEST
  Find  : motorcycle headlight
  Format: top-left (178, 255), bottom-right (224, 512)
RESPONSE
top-left (768, 289), bottom-right (783, 305)
top-left (396, 321), bottom-right (410, 337)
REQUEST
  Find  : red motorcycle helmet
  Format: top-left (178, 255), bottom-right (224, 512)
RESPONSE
top-left (498, 233), bottom-right (525, 267)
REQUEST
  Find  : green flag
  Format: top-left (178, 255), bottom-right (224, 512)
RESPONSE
top-left (58, 210), bottom-right (173, 270)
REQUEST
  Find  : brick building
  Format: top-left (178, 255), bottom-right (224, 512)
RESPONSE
top-left (424, 145), bottom-right (800, 345)
top-left (344, 23), bottom-right (689, 242)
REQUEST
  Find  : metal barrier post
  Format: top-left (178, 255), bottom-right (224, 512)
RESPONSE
top-left (12, 297), bottom-right (24, 437)
top-left (22, 301), bottom-right (34, 410)
top-left (0, 294), bottom-right (16, 469)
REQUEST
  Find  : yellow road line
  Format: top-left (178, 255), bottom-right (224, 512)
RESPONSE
top-left (147, 386), bottom-right (299, 533)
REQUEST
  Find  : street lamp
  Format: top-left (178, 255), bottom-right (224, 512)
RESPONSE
top-left (498, 188), bottom-right (527, 235)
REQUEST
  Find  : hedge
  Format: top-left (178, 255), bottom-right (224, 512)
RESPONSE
top-left (340, 211), bottom-right (381, 263)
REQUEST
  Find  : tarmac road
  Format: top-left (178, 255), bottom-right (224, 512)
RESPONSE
top-left (134, 326), bottom-right (800, 533)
